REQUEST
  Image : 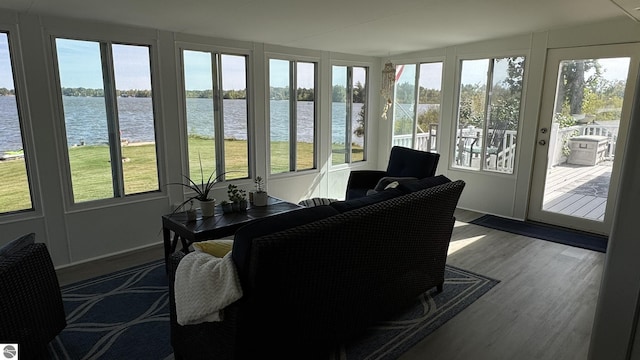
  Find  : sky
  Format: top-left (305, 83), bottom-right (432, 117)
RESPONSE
top-left (0, 34), bottom-right (14, 89)
top-left (0, 34), bottom-right (633, 92)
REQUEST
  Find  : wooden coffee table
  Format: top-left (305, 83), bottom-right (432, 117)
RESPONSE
top-left (162, 196), bottom-right (302, 270)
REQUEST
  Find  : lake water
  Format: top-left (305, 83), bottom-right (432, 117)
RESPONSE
top-left (0, 96), bottom-right (364, 153)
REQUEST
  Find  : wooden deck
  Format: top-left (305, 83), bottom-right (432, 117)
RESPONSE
top-left (543, 162), bottom-right (612, 221)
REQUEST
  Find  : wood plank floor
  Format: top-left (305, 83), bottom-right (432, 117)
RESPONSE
top-left (56, 209), bottom-right (605, 359)
top-left (543, 162), bottom-right (612, 221)
top-left (400, 209), bottom-right (605, 360)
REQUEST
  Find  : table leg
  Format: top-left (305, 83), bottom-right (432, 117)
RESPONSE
top-left (163, 227), bottom-right (171, 272)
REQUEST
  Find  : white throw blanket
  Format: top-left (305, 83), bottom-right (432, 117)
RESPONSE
top-left (174, 250), bottom-right (243, 325)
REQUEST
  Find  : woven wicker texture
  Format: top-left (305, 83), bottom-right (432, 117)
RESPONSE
top-left (170, 180), bottom-right (465, 359)
top-left (0, 243), bottom-right (66, 360)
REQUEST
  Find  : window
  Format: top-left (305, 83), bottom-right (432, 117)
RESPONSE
top-left (391, 62), bottom-right (442, 152)
top-left (454, 56), bottom-right (524, 173)
top-left (268, 58), bottom-right (317, 174)
top-left (331, 65), bottom-right (368, 165)
top-left (54, 39), bottom-right (159, 203)
top-left (182, 50), bottom-right (249, 183)
top-left (0, 32), bottom-right (33, 214)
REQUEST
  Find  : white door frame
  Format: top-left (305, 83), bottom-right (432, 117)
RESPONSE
top-left (528, 43), bottom-right (640, 235)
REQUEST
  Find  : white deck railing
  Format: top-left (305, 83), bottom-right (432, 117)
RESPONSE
top-left (548, 124), bottom-right (618, 167)
top-left (392, 123), bottom-right (618, 173)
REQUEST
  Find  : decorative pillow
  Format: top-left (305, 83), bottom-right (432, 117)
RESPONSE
top-left (372, 176), bottom-right (418, 192)
top-left (193, 239), bottom-right (234, 258)
top-left (331, 188), bottom-right (404, 213)
top-left (0, 233), bottom-right (35, 259)
top-left (397, 175), bottom-right (452, 193)
top-left (298, 197), bottom-right (338, 207)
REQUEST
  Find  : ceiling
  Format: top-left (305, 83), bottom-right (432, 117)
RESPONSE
top-left (2, 0), bottom-right (634, 57)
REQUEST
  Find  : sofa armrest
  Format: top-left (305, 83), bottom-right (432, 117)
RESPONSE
top-left (345, 170), bottom-right (387, 200)
top-left (0, 243), bottom-right (66, 359)
top-left (169, 250), bottom-right (240, 359)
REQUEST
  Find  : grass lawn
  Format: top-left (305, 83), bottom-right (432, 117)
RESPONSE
top-left (0, 137), bottom-right (363, 212)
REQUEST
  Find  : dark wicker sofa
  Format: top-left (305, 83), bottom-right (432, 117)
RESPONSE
top-left (169, 178), bottom-right (465, 359)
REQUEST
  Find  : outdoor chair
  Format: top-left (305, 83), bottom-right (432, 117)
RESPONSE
top-left (345, 146), bottom-right (440, 200)
top-left (0, 233), bottom-right (67, 359)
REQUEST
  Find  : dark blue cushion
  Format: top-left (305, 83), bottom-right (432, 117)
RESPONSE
top-left (397, 175), bottom-right (451, 193)
top-left (232, 205), bottom-right (340, 279)
top-left (385, 146), bottom-right (440, 179)
top-left (330, 188), bottom-right (404, 213)
top-left (0, 233), bottom-right (35, 260)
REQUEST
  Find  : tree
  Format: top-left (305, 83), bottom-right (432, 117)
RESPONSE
top-left (555, 60), bottom-right (601, 115)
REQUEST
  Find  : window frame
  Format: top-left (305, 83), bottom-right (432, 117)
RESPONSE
top-left (330, 63), bottom-right (370, 166)
top-left (451, 53), bottom-right (526, 175)
top-left (177, 44), bottom-right (253, 185)
top-left (0, 25), bottom-right (41, 219)
top-left (266, 53), bottom-right (319, 176)
top-left (49, 34), bottom-right (164, 209)
top-left (390, 59), bottom-right (444, 153)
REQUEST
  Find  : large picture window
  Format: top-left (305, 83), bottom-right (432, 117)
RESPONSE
top-left (0, 32), bottom-right (33, 214)
top-left (54, 38), bottom-right (159, 203)
top-left (454, 56), bottom-right (524, 173)
top-left (268, 58), bottom-right (317, 174)
top-left (331, 65), bottom-right (368, 165)
top-left (182, 50), bottom-right (249, 183)
top-left (391, 61), bottom-right (442, 152)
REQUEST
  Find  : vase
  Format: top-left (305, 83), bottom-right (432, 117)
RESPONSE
top-left (199, 199), bottom-right (216, 217)
top-left (253, 192), bottom-right (268, 206)
top-left (222, 203), bottom-right (233, 214)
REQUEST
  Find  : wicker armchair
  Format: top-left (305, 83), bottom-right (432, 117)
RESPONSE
top-left (0, 233), bottom-right (66, 360)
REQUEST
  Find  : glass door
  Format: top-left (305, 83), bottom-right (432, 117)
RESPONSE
top-left (528, 43), bottom-right (639, 235)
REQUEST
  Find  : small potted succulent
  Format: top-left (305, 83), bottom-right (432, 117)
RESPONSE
top-left (253, 176), bottom-right (268, 207)
top-left (227, 184), bottom-right (247, 212)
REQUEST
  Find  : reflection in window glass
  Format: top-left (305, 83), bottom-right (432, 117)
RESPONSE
top-left (113, 44), bottom-right (159, 195)
top-left (269, 59), bottom-right (291, 174)
top-left (56, 38), bottom-right (160, 203)
top-left (0, 32), bottom-right (33, 213)
top-left (183, 50), bottom-right (250, 182)
top-left (393, 64), bottom-right (416, 140)
top-left (221, 54), bottom-right (249, 179)
top-left (269, 58), bottom-right (317, 174)
top-left (390, 62), bottom-right (443, 152)
top-left (56, 39), bottom-right (113, 202)
top-left (351, 67), bottom-right (367, 162)
top-left (417, 62), bottom-right (442, 152)
top-left (183, 50), bottom-right (216, 183)
top-left (331, 66), bottom-right (348, 165)
top-left (331, 65), bottom-right (368, 165)
top-left (454, 57), bottom-right (524, 173)
top-left (296, 62), bottom-right (315, 170)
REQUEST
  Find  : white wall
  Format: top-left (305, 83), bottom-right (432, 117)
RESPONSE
top-left (0, 10), bottom-right (379, 267)
top-left (2, 7), bottom-right (640, 357)
top-left (386, 17), bottom-right (640, 222)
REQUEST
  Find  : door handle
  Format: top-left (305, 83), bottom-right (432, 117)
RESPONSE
top-left (538, 139), bottom-right (546, 146)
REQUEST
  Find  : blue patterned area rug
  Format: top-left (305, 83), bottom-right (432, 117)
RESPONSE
top-left (331, 266), bottom-right (499, 360)
top-left (48, 260), bottom-right (172, 360)
top-left (47, 260), bottom-right (497, 360)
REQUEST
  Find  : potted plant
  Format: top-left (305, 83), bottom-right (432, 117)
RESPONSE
top-left (169, 156), bottom-right (226, 217)
top-left (253, 176), bottom-right (268, 206)
top-left (227, 184), bottom-right (247, 212)
top-left (220, 200), bottom-right (233, 214)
